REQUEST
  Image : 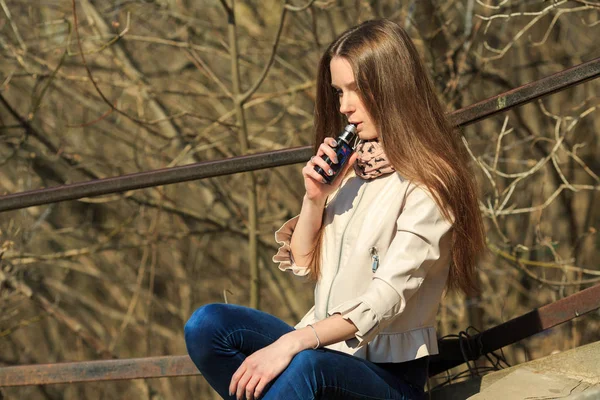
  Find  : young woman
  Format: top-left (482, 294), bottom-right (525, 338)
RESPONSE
top-left (184, 18), bottom-right (485, 400)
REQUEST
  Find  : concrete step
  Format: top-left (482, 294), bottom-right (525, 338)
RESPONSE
top-left (428, 340), bottom-right (600, 399)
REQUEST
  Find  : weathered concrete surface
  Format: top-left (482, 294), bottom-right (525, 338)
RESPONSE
top-left (479, 340), bottom-right (600, 389)
top-left (429, 340), bottom-right (600, 399)
top-left (564, 385), bottom-right (600, 399)
top-left (470, 368), bottom-right (590, 399)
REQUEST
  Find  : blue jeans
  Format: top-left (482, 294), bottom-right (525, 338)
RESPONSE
top-left (184, 303), bottom-right (427, 399)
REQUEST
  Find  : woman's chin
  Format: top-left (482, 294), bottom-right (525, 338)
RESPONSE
top-left (358, 131), bottom-right (378, 141)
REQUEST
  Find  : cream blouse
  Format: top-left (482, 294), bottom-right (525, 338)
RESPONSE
top-left (272, 171), bottom-right (453, 363)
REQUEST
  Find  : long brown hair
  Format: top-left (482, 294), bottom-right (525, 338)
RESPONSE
top-left (307, 19), bottom-right (485, 296)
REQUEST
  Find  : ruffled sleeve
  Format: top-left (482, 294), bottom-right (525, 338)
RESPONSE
top-left (327, 185), bottom-right (453, 348)
top-left (272, 215), bottom-right (310, 276)
top-left (327, 279), bottom-right (401, 347)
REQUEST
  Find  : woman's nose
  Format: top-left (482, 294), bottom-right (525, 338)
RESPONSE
top-left (339, 94), bottom-right (354, 116)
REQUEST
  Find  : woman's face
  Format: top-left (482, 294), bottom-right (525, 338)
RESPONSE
top-left (330, 56), bottom-right (378, 140)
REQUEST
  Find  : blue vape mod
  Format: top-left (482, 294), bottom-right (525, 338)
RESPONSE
top-left (314, 124), bottom-right (358, 184)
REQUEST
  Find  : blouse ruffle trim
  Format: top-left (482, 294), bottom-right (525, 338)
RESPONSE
top-left (327, 278), bottom-right (403, 347)
top-left (325, 326), bottom-right (439, 363)
top-left (272, 215), bottom-right (310, 276)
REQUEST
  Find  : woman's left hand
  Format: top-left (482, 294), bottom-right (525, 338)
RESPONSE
top-left (229, 337), bottom-right (298, 400)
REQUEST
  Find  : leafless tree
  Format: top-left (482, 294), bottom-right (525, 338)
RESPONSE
top-left (0, 0), bottom-right (598, 398)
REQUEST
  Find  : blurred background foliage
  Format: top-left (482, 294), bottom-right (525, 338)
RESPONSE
top-left (0, 0), bottom-right (599, 398)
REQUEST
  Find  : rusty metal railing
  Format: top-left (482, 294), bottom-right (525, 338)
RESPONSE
top-left (1, 283), bottom-right (598, 386)
top-left (0, 57), bottom-right (598, 213)
top-left (0, 56), bottom-right (599, 387)
top-left (428, 282), bottom-right (600, 376)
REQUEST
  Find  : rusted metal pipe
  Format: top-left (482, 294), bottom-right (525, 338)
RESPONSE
top-left (450, 56), bottom-right (600, 126)
top-left (1, 284), bottom-right (598, 386)
top-left (0, 356), bottom-right (199, 387)
top-left (0, 146), bottom-right (312, 212)
top-left (428, 283), bottom-right (600, 376)
top-left (0, 57), bottom-right (598, 212)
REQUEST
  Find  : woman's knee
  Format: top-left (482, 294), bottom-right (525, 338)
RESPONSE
top-left (269, 350), bottom-right (321, 395)
top-left (287, 350), bottom-right (321, 373)
top-left (184, 303), bottom-right (230, 347)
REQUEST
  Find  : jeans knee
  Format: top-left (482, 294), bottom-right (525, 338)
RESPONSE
top-left (184, 303), bottom-right (228, 353)
top-left (288, 350), bottom-right (319, 372)
top-left (275, 350), bottom-right (319, 394)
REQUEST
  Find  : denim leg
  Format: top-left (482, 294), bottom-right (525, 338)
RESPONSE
top-left (184, 303), bottom-right (295, 399)
top-left (262, 348), bottom-right (424, 400)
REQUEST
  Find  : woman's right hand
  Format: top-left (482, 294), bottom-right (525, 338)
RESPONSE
top-left (302, 137), bottom-right (358, 202)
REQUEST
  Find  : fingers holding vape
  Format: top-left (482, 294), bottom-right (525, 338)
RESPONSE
top-left (331, 150), bottom-right (358, 185)
top-left (316, 138), bottom-right (339, 167)
top-left (313, 124), bottom-right (358, 184)
top-left (307, 139), bottom-right (339, 181)
top-left (302, 154), bottom-right (330, 199)
top-left (302, 124), bottom-right (358, 201)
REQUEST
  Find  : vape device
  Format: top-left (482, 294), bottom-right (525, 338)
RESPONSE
top-left (314, 124), bottom-right (358, 184)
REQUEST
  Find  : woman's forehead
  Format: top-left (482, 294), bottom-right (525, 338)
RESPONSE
top-left (330, 57), bottom-right (355, 88)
